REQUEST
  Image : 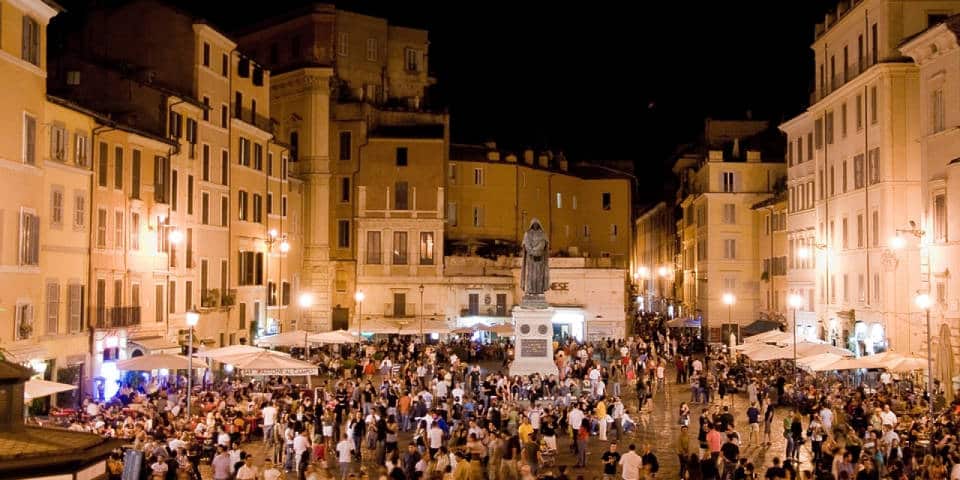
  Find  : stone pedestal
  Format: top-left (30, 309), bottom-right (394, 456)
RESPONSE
top-left (509, 305), bottom-right (559, 378)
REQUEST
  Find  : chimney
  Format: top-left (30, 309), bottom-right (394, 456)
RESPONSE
top-left (483, 141), bottom-right (497, 150)
top-left (708, 150), bottom-right (724, 162)
top-left (825, 12), bottom-right (835, 27)
top-left (732, 138), bottom-right (741, 159)
top-left (746, 150), bottom-right (761, 163)
top-left (523, 149), bottom-right (534, 165)
top-left (537, 153), bottom-right (549, 169)
top-left (558, 152), bottom-right (569, 171)
top-left (487, 151), bottom-right (501, 161)
top-left (505, 153), bottom-right (518, 163)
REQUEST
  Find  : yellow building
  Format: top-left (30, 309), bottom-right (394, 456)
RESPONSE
top-left (447, 145), bottom-right (633, 265)
top-left (751, 195), bottom-right (789, 319)
top-left (673, 120), bottom-right (786, 341)
top-left (634, 202), bottom-right (677, 315)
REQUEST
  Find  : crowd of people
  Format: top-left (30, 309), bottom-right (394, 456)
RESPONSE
top-left (35, 312), bottom-right (960, 480)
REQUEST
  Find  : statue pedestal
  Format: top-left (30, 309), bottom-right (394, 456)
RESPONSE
top-left (509, 306), bottom-right (559, 378)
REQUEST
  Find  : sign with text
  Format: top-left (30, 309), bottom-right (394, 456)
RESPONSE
top-left (520, 339), bottom-right (549, 357)
top-left (549, 282), bottom-right (569, 291)
top-left (241, 368), bottom-right (318, 376)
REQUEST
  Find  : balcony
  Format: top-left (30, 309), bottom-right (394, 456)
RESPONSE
top-left (460, 306), bottom-right (509, 317)
top-left (232, 105), bottom-right (275, 133)
top-left (384, 303), bottom-right (416, 318)
top-left (91, 306), bottom-right (141, 329)
top-left (810, 57), bottom-right (876, 105)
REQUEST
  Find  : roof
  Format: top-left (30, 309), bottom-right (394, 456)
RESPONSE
top-left (751, 193), bottom-right (787, 210)
top-left (0, 427), bottom-right (123, 475)
top-left (47, 96), bottom-right (178, 147)
top-left (369, 124), bottom-right (444, 139)
top-left (0, 360), bottom-right (32, 382)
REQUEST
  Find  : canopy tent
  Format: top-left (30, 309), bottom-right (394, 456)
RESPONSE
top-left (221, 350), bottom-right (318, 376)
top-left (742, 320), bottom-right (782, 336)
top-left (116, 353), bottom-right (192, 371)
top-left (25, 379), bottom-right (77, 401)
top-left (255, 330), bottom-right (314, 348)
top-left (734, 342), bottom-right (773, 354)
top-left (348, 318), bottom-right (402, 334)
top-left (666, 317), bottom-right (701, 328)
top-left (307, 330), bottom-right (360, 344)
top-left (881, 353), bottom-right (928, 372)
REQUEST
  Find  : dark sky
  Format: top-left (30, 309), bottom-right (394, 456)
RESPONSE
top-left (57, 0), bottom-right (838, 203)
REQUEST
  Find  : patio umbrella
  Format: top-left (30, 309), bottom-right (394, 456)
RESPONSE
top-left (397, 320), bottom-right (452, 335)
top-left (450, 327), bottom-right (475, 335)
top-left (224, 350), bottom-right (318, 376)
top-left (117, 353), bottom-right (192, 371)
top-left (745, 344), bottom-right (792, 361)
top-left (793, 342), bottom-right (854, 357)
top-left (24, 379), bottom-right (77, 401)
top-left (939, 323), bottom-right (955, 403)
top-left (797, 353), bottom-right (848, 372)
top-left (746, 330), bottom-right (793, 344)
top-left (308, 330), bottom-right (360, 344)
top-left (255, 330), bottom-right (314, 348)
top-left (881, 353), bottom-right (929, 373)
top-left (195, 345), bottom-right (287, 361)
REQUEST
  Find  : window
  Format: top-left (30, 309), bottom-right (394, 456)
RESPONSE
top-left (472, 207), bottom-right (483, 227)
top-left (473, 168), bottom-right (484, 185)
top-left (420, 232), bottom-right (434, 265)
top-left (200, 193), bottom-right (210, 225)
top-left (221, 196), bottom-right (229, 226)
top-left (853, 154), bottom-right (865, 189)
top-left (254, 143), bottom-right (263, 170)
top-left (337, 32), bottom-right (349, 56)
top-left (722, 203), bottom-right (735, 224)
top-left (114, 210), bottom-right (123, 249)
top-left (339, 132), bottom-right (351, 161)
top-left (841, 103), bottom-right (848, 138)
top-left (221, 105), bottom-right (228, 128)
top-left (201, 145), bottom-right (210, 182)
top-left (267, 281), bottom-right (277, 306)
top-left (95, 208), bottom-right (107, 248)
top-left (723, 239), bottom-right (736, 259)
top-left (238, 190), bottom-right (248, 221)
top-left (448, 163), bottom-right (457, 184)
top-left (572, 195), bottom-right (578, 210)
top-left (75, 133), bottom-right (89, 167)
top-left (842, 161), bottom-right (848, 193)
top-left (856, 94), bottom-right (863, 130)
top-left (843, 274), bottom-right (849, 302)
top-left (856, 214), bottom-right (864, 248)
top-left (171, 170), bottom-right (179, 211)
top-left (49, 124), bottom-right (67, 162)
top-left (282, 282), bottom-right (291, 306)
top-left (221, 150), bottom-right (229, 185)
top-left (393, 293), bottom-right (406, 317)
top-left (610, 224), bottom-right (618, 237)
top-left (873, 273), bottom-right (880, 304)
top-left (281, 196), bottom-right (287, 217)
top-left (842, 218), bottom-right (849, 249)
top-left (237, 251), bottom-right (263, 286)
top-left (825, 111), bottom-right (834, 145)
top-left (468, 294), bottom-right (479, 316)
top-left (934, 193), bottom-right (947, 242)
top-left (267, 152), bottom-right (273, 177)
top-left (131, 150), bottom-right (141, 199)
top-left (281, 157), bottom-right (288, 180)
top-left (130, 212), bottom-right (140, 250)
top-left (289, 132), bottom-right (298, 161)
top-left (931, 88), bottom-right (945, 133)
top-left (253, 193), bottom-right (262, 223)
top-left (68, 284), bottom-right (82, 332)
top-left (366, 231), bottom-right (382, 264)
top-left (340, 177), bottom-right (350, 203)
top-left (185, 119), bottom-right (197, 157)
top-left (830, 166), bottom-right (835, 196)
top-left (51, 188), bottom-right (63, 228)
top-left (46, 282), bottom-right (59, 334)
top-left (788, 140), bottom-right (793, 166)
top-left (602, 192), bottom-right (612, 210)
top-left (393, 231), bottom-right (408, 265)
top-left (870, 85), bottom-right (878, 124)
top-left (266, 193), bottom-right (273, 215)
top-left (74, 191), bottom-right (85, 229)
top-left (721, 172), bottom-right (734, 192)
top-left (556, 192), bottom-right (562, 209)
top-left (155, 284), bottom-right (164, 323)
top-left (396, 147), bottom-right (408, 166)
top-left (184, 280), bottom-right (193, 312)
top-left (858, 274), bottom-right (865, 303)
top-left (187, 175), bottom-right (194, 215)
top-left (366, 38), bottom-right (377, 61)
top-left (447, 202), bottom-right (457, 226)
top-left (872, 210), bottom-right (879, 247)
top-left (202, 42), bottom-right (210, 67)
top-left (338, 220), bottom-right (350, 248)
top-left (15, 302), bottom-right (34, 340)
top-left (21, 113), bottom-right (37, 166)
top-left (234, 92), bottom-right (243, 119)
top-left (814, 118), bottom-right (823, 149)
top-left (405, 48), bottom-right (422, 71)
top-left (868, 148), bottom-right (880, 184)
top-left (937, 281), bottom-right (947, 304)
top-left (202, 96), bottom-right (210, 122)
top-left (871, 23), bottom-right (878, 65)
top-left (394, 181), bottom-right (409, 210)
top-left (21, 16), bottom-right (40, 66)
top-left (238, 137), bottom-right (251, 166)
top-left (796, 138), bottom-right (803, 164)
top-left (221, 259), bottom-right (228, 293)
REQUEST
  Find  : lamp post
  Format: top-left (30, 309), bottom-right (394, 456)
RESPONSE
top-left (418, 284), bottom-right (425, 341)
top-left (299, 293), bottom-right (313, 355)
top-left (185, 308), bottom-right (199, 417)
top-left (915, 293), bottom-right (934, 413)
top-left (722, 293), bottom-right (735, 355)
top-left (788, 294), bottom-right (804, 377)
top-left (165, 226), bottom-right (183, 332)
top-left (263, 229), bottom-right (290, 336)
top-left (354, 290), bottom-right (365, 340)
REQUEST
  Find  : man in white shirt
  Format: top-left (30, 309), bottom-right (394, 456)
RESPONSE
top-left (568, 405), bottom-right (585, 433)
top-left (262, 402), bottom-right (278, 444)
top-left (235, 456), bottom-right (259, 480)
top-left (293, 430), bottom-right (311, 471)
top-left (428, 423), bottom-right (444, 456)
top-left (336, 437), bottom-right (354, 479)
top-left (217, 428), bottom-right (232, 448)
top-left (618, 443), bottom-right (643, 480)
top-left (819, 405), bottom-right (834, 434)
top-left (691, 359), bottom-right (703, 375)
top-left (261, 460), bottom-right (283, 480)
top-left (880, 404), bottom-right (898, 428)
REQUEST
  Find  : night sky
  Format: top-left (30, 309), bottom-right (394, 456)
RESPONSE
top-left (54, 0), bottom-right (838, 204)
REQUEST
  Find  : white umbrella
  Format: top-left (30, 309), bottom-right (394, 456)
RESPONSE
top-left (25, 379), bottom-right (77, 400)
top-left (117, 353), bottom-right (192, 371)
top-left (797, 353), bottom-right (847, 372)
top-left (793, 342), bottom-right (854, 357)
top-left (308, 330), bottom-right (359, 344)
top-left (745, 330), bottom-right (789, 344)
top-left (255, 330), bottom-right (313, 348)
top-left (224, 350), bottom-right (318, 375)
top-left (194, 345), bottom-right (286, 361)
top-left (746, 344), bottom-right (792, 361)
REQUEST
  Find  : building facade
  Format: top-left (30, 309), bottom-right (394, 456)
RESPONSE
top-left (751, 195), bottom-right (789, 319)
top-left (780, 0), bottom-right (960, 356)
top-left (674, 120), bottom-right (786, 342)
top-left (633, 202), bottom-right (677, 315)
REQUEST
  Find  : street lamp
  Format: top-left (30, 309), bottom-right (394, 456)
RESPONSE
top-left (354, 290), bottom-right (365, 340)
top-left (418, 284), bottom-right (425, 341)
top-left (165, 227), bottom-right (183, 331)
top-left (915, 292), bottom-right (934, 413)
top-left (788, 294), bottom-right (804, 377)
top-left (298, 292), bottom-right (313, 330)
top-left (263, 229), bottom-right (291, 335)
top-left (722, 293), bottom-right (735, 350)
top-left (185, 308), bottom-right (199, 417)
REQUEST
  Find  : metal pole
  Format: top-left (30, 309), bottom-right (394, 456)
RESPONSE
top-left (187, 326), bottom-right (193, 417)
top-left (793, 307), bottom-right (799, 378)
top-left (419, 286), bottom-right (424, 340)
top-left (357, 300), bottom-right (362, 339)
top-left (926, 308), bottom-right (934, 414)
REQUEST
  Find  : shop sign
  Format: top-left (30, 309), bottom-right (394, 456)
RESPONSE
top-left (549, 282), bottom-right (569, 291)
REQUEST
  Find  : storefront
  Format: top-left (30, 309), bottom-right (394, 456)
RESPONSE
top-left (551, 308), bottom-right (585, 341)
top-left (92, 330), bottom-right (127, 401)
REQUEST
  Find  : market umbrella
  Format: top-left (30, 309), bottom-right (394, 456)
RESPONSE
top-left (745, 344), bottom-right (792, 361)
top-left (255, 330), bottom-right (314, 348)
top-left (940, 323), bottom-right (955, 403)
top-left (793, 342), bottom-right (854, 357)
top-left (308, 330), bottom-right (360, 344)
top-left (797, 353), bottom-right (848, 372)
top-left (881, 353), bottom-right (929, 373)
top-left (746, 330), bottom-right (793, 344)
top-left (486, 324), bottom-right (515, 335)
top-left (450, 327), bottom-right (475, 335)
top-left (195, 345), bottom-right (288, 361)
top-left (397, 320), bottom-right (451, 335)
top-left (116, 353), bottom-right (192, 371)
top-left (24, 379), bottom-right (77, 401)
top-left (224, 350), bottom-right (318, 376)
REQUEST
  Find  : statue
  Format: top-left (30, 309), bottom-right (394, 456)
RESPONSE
top-left (521, 218), bottom-right (549, 304)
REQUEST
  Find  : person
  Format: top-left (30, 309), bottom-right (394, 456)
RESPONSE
top-left (640, 444), bottom-right (658, 477)
top-left (235, 456), bottom-right (259, 480)
top-left (601, 442), bottom-right (621, 480)
top-left (336, 435), bottom-right (354, 480)
top-left (574, 423), bottom-right (589, 468)
top-left (676, 425), bottom-right (691, 479)
top-left (746, 402), bottom-right (760, 446)
top-left (149, 455), bottom-right (168, 479)
top-left (403, 443), bottom-right (421, 480)
top-left (262, 459), bottom-right (284, 480)
top-left (212, 446), bottom-right (233, 480)
top-left (618, 443), bottom-right (642, 480)
top-left (764, 457), bottom-right (785, 480)
top-left (706, 423), bottom-right (723, 462)
top-left (293, 429), bottom-right (311, 474)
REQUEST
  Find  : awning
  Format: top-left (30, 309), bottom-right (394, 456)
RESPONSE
top-left (742, 320), bottom-right (782, 336)
top-left (24, 379), bottom-right (77, 401)
top-left (0, 343), bottom-right (51, 363)
top-left (128, 337), bottom-right (182, 354)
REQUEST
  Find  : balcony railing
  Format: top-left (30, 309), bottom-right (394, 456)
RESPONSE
top-left (460, 306), bottom-right (509, 317)
top-left (91, 306), bottom-right (142, 329)
top-left (810, 57), bottom-right (876, 105)
top-left (232, 105), bottom-right (274, 133)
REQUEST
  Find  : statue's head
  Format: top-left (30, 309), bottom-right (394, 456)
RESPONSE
top-left (529, 218), bottom-right (543, 231)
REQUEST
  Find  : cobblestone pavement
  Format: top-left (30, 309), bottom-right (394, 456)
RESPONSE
top-left (200, 363), bottom-right (814, 479)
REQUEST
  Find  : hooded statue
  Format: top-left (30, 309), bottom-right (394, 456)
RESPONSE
top-left (521, 218), bottom-right (549, 296)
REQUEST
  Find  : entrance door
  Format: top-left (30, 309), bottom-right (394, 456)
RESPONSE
top-left (496, 294), bottom-right (507, 316)
top-left (553, 323), bottom-right (571, 340)
top-left (393, 293), bottom-right (406, 317)
top-left (468, 293), bottom-right (480, 316)
top-left (332, 307), bottom-right (349, 330)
